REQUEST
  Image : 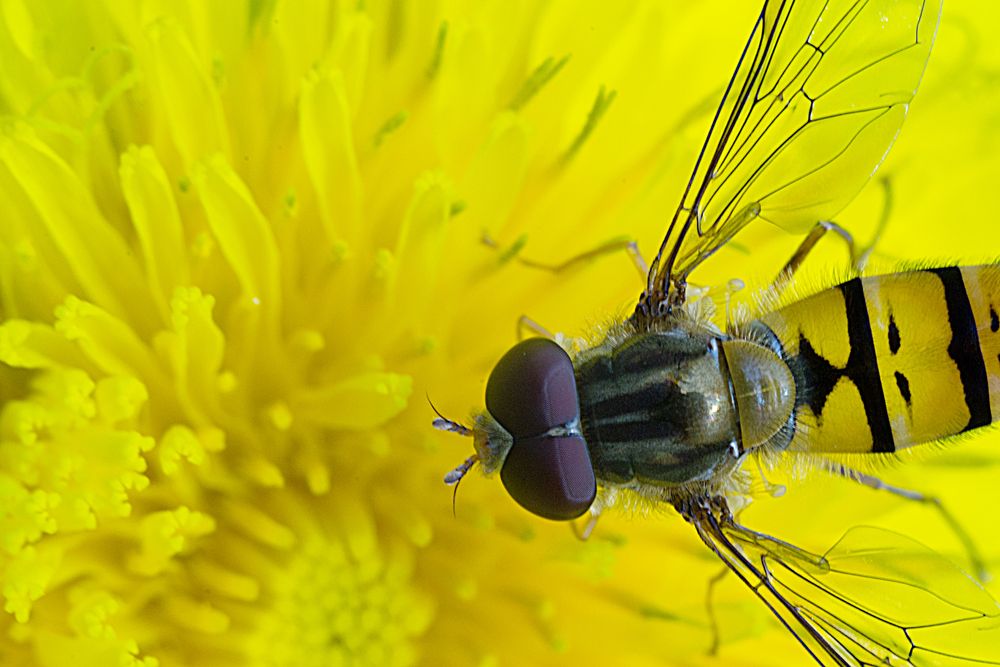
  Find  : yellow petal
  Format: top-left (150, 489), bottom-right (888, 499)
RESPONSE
top-left (292, 371), bottom-right (412, 431)
top-left (119, 145), bottom-right (189, 320)
top-left (300, 69), bottom-right (363, 246)
top-left (145, 17), bottom-right (230, 165)
top-left (0, 126), bottom-right (155, 334)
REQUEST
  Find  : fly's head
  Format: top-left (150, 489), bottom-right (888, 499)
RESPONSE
top-left (435, 337), bottom-right (596, 521)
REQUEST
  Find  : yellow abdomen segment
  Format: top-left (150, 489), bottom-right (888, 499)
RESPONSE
top-left (751, 266), bottom-right (1000, 453)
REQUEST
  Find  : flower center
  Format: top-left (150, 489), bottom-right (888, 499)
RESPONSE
top-left (250, 536), bottom-right (431, 667)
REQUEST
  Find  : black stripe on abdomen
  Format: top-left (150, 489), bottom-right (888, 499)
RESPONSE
top-left (839, 278), bottom-right (895, 453)
top-left (928, 267), bottom-right (991, 430)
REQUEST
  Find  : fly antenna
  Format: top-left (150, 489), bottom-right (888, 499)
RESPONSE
top-left (428, 394), bottom-right (472, 436)
top-left (444, 454), bottom-right (479, 485)
top-left (429, 394), bottom-right (478, 516)
top-left (444, 454), bottom-right (479, 517)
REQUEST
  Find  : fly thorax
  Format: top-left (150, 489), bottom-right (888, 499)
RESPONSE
top-left (575, 329), bottom-right (741, 487)
top-left (720, 339), bottom-right (796, 451)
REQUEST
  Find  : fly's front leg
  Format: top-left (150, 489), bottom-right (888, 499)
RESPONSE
top-left (488, 233), bottom-right (647, 341)
top-left (515, 315), bottom-right (579, 354)
top-left (517, 315), bottom-right (555, 341)
top-left (831, 464), bottom-right (989, 581)
top-left (570, 508), bottom-right (600, 541)
top-left (482, 232), bottom-right (648, 284)
top-left (486, 233), bottom-right (649, 342)
top-left (571, 488), bottom-right (619, 540)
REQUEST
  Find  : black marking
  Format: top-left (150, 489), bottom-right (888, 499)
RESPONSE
top-left (839, 278), bottom-right (895, 453)
top-left (588, 408), bottom-right (687, 444)
top-left (991, 305), bottom-right (999, 333)
top-left (586, 375), bottom-right (680, 420)
top-left (783, 279), bottom-right (895, 452)
top-left (894, 371), bottom-right (912, 407)
top-left (887, 313), bottom-right (900, 355)
top-left (929, 267), bottom-right (991, 431)
top-left (583, 377), bottom-right (706, 447)
top-left (792, 334), bottom-right (841, 418)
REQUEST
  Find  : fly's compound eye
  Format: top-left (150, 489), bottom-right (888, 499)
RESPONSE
top-left (485, 338), bottom-right (596, 521)
top-left (485, 338), bottom-right (580, 438)
top-left (500, 434), bottom-right (596, 520)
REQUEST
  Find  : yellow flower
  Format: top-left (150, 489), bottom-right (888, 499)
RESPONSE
top-left (0, 2), bottom-right (998, 666)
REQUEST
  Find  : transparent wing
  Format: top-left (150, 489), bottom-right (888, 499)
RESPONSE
top-left (699, 517), bottom-right (1000, 666)
top-left (639, 0), bottom-right (942, 316)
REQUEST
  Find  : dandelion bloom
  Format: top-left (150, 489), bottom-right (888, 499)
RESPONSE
top-left (0, 1), bottom-right (998, 666)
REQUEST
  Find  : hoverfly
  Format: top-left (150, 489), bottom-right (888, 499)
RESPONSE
top-left (435, 0), bottom-right (1000, 663)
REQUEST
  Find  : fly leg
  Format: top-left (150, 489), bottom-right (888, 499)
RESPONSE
top-left (483, 232), bottom-right (648, 283)
top-left (704, 565), bottom-right (729, 656)
top-left (831, 464), bottom-right (989, 581)
top-left (487, 235), bottom-right (647, 341)
top-left (571, 488), bottom-right (619, 540)
top-left (771, 220), bottom-right (860, 296)
top-left (771, 178), bottom-right (892, 296)
top-left (570, 508), bottom-right (600, 541)
top-left (515, 315), bottom-right (580, 353)
top-left (676, 496), bottom-right (849, 666)
top-left (517, 315), bottom-right (555, 341)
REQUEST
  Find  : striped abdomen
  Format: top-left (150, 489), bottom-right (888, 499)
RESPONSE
top-left (750, 266), bottom-right (1000, 454)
